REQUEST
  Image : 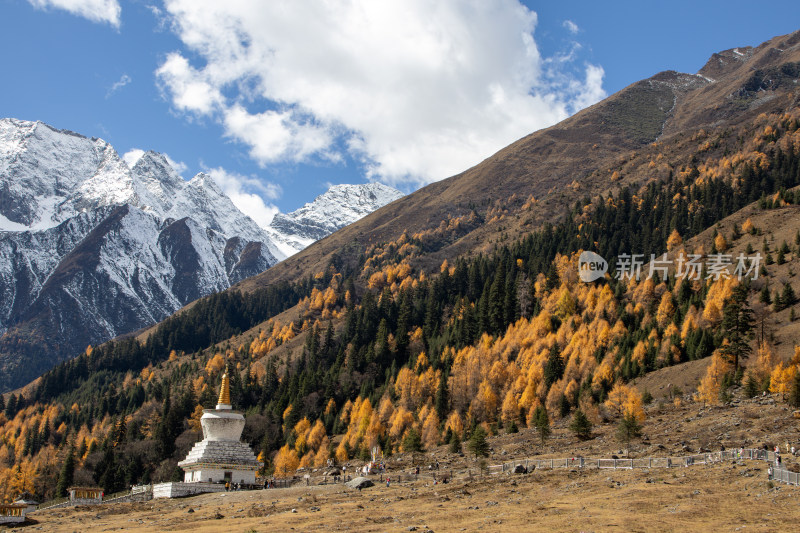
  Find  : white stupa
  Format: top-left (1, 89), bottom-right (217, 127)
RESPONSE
top-left (178, 366), bottom-right (261, 485)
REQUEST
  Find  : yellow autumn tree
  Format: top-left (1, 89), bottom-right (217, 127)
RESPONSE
top-left (8, 459), bottom-right (37, 497)
top-left (622, 388), bottom-right (646, 423)
top-left (313, 437), bottom-right (331, 468)
top-left (555, 286), bottom-right (577, 319)
top-left (273, 444), bottom-right (300, 477)
top-left (444, 411), bottom-right (464, 439)
top-left (714, 233), bottom-right (728, 252)
top-left (293, 417), bottom-right (312, 454)
top-left (770, 363), bottom-right (797, 399)
top-left (306, 419), bottom-right (327, 452)
top-left (420, 410), bottom-right (440, 450)
top-left (388, 406), bottom-right (414, 440)
top-left (501, 389), bottom-right (520, 425)
top-left (747, 341), bottom-right (777, 385)
top-left (695, 351), bottom-right (731, 406)
top-left (335, 440), bottom-right (349, 463)
top-left (666, 229), bottom-right (683, 251)
top-left (603, 382), bottom-right (645, 421)
top-left (205, 353), bottom-right (225, 374)
top-left (468, 379), bottom-right (498, 423)
top-left (324, 398), bottom-right (337, 418)
top-left (189, 405), bottom-right (205, 432)
top-left (604, 383), bottom-right (632, 417)
top-left (656, 292), bottom-right (675, 329)
top-left (282, 405), bottom-right (293, 433)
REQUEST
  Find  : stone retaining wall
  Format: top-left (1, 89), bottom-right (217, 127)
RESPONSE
top-left (152, 482), bottom-right (227, 499)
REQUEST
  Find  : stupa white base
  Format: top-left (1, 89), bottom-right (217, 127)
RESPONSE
top-left (152, 482), bottom-right (227, 499)
top-left (177, 408), bottom-right (261, 485)
top-left (182, 466), bottom-right (256, 485)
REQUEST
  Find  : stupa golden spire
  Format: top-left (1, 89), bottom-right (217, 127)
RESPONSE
top-left (217, 365), bottom-right (231, 407)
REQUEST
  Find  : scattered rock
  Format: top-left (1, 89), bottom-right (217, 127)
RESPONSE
top-left (346, 477), bottom-right (375, 490)
top-left (187, 508), bottom-right (194, 514)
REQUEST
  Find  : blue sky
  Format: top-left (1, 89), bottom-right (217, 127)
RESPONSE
top-left (1, 1), bottom-right (798, 225)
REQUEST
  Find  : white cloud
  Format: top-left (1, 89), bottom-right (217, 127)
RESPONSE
top-left (146, 4), bottom-right (169, 32)
top-left (222, 104), bottom-right (334, 164)
top-left (156, 53), bottom-right (224, 115)
top-left (28, 0), bottom-right (120, 27)
top-left (106, 73), bottom-right (131, 98)
top-left (204, 167), bottom-right (281, 229)
top-left (563, 19), bottom-right (580, 35)
top-left (122, 148), bottom-right (145, 168)
top-left (163, 154), bottom-right (188, 176)
top-left (569, 64), bottom-right (606, 113)
top-left (157, 1), bottom-right (606, 187)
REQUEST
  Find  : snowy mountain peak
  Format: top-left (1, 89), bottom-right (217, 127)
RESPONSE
top-left (0, 117), bottom-right (403, 392)
top-left (131, 151), bottom-right (184, 183)
top-left (269, 182), bottom-right (403, 249)
top-left (188, 172), bottom-right (224, 195)
top-left (130, 151), bottom-right (186, 214)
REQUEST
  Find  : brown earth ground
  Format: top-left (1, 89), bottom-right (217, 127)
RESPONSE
top-left (11, 362), bottom-right (800, 533)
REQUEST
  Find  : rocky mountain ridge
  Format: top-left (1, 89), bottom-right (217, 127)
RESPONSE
top-left (0, 118), bottom-right (401, 392)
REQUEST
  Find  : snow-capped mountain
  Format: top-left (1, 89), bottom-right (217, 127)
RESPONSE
top-left (267, 183), bottom-right (404, 257)
top-left (0, 118), bottom-right (402, 392)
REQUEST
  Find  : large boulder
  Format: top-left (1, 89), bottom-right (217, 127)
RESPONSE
top-left (345, 477), bottom-right (374, 490)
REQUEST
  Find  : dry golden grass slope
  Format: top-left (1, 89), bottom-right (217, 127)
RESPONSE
top-left (231, 30), bottom-right (800, 294)
top-left (17, 377), bottom-right (800, 533)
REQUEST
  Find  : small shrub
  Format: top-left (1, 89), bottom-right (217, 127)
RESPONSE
top-left (642, 390), bottom-right (653, 405)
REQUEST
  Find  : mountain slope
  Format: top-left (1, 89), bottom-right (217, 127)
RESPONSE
top-left (267, 183), bottom-right (403, 257)
top-left (236, 30), bottom-right (800, 293)
top-left (0, 119), bottom-right (402, 392)
top-left (2, 30), bottom-right (800, 505)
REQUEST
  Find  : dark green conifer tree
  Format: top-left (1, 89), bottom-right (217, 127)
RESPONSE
top-left (760, 283), bottom-right (772, 305)
top-left (448, 431), bottom-right (462, 454)
top-left (616, 412), bottom-right (642, 447)
top-left (543, 344), bottom-right (565, 389)
top-left (719, 284), bottom-right (754, 373)
top-left (402, 427), bottom-right (424, 453)
top-left (467, 425), bottom-right (489, 458)
top-left (569, 408), bottom-right (593, 440)
top-left (532, 405), bottom-right (550, 445)
top-left (56, 445), bottom-right (76, 498)
top-left (781, 283), bottom-right (797, 309)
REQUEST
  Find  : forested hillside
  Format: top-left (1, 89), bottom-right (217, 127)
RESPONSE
top-left (2, 105), bottom-right (800, 501)
top-left (3, 30), bottom-right (800, 503)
